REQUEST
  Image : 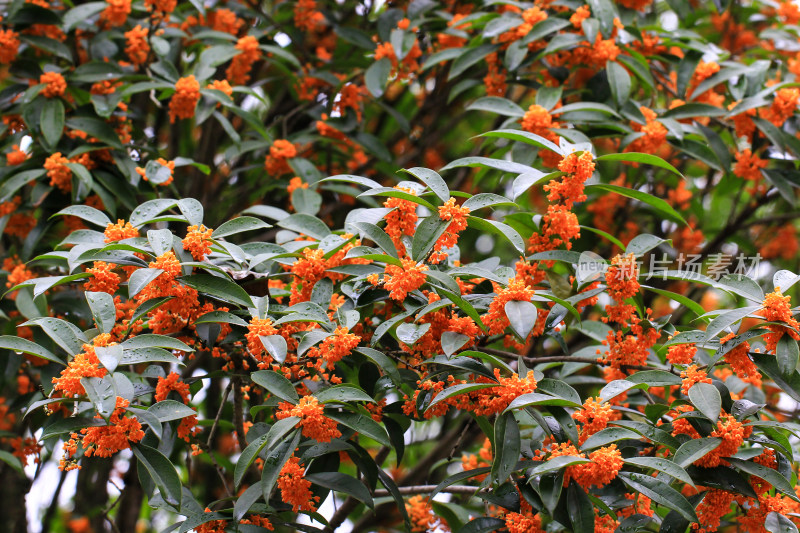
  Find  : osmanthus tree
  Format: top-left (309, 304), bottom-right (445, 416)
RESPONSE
top-left (4, 0), bottom-right (800, 531)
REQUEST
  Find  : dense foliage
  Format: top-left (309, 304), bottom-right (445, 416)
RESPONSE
top-left (4, 0), bottom-right (800, 532)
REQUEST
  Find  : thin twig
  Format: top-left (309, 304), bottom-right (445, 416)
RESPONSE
top-left (206, 381), bottom-right (233, 449)
top-left (372, 484), bottom-right (486, 497)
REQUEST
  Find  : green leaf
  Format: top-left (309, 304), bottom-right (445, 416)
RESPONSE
top-left (441, 331), bottom-right (470, 356)
top-left (466, 96), bottom-right (525, 117)
top-left (251, 370), bottom-right (299, 404)
top-left (504, 300), bottom-right (537, 339)
top-left (354, 222), bottom-right (398, 258)
top-left (121, 336), bottom-right (193, 353)
top-left (624, 457), bottom-right (695, 487)
top-left (479, 129), bottom-right (563, 154)
top-left (40, 98), bottom-right (65, 150)
top-left (777, 335), bottom-right (799, 377)
top-left (491, 412), bottom-right (520, 484)
top-left (425, 383), bottom-right (497, 412)
top-left (567, 483), bottom-right (595, 533)
top-left (459, 518), bottom-right (506, 533)
top-left (327, 411), bottom-right (391, 447)
top-left (306, 472), bottom-right (374, 508)
top-left (505, 392), bottom-right (582, 410)
top-left (85, 291), bottom-right (116, 334)
top-left (23, 317), bottom-right (86, 355)
top-left (528, 455), bottom-right (590, 477)
top-left (766, 512), bottom-right (799, 533)
top-left (0, 336), bottom-right (63, 366)
top-left (401, 167), bottom-right (450, 203)
top-left (365, 58), bottom-right (392, 98)
top-left (54, 205), bottom-right (111, 227)
top-left (148, 400), bottom-right (197, 422)
top-left (277, 214), bottom-right (331, 240)
top-left (607, 61), bottom-right (631, 108)
top-left (128, 269), bottom-right (164, 298)
top-left (449, 43), bottom-right (499, 80)
top-left (257, 430), bottom-right (301, 513)
top-left (81, 376), bottom-right (116, 415)
top-left (703, 306), bottom-right (760, 342)
top-left (596, 153), bottom-right (683, 178)
top-left (234, 417), bottom-right (298, 488)
top-left (618, 472), bottom-right (698, 522)
top-left (315, 385), bottom-right (374, 404)
top-left (63, 1), bottom-right (105, 30)
top-left (411, 216), bottom-right (449, 262)
top-left (212, 216), bottom-right (272, 239)
top-left (672, 438), bottom-right (722, 468)
top-left (727, 457), bottom-right (800, 502)
top-left (462, 193), bottom-right (516, 211)
top-left (179, 273), bottom-right (254, 308)
top-left (626, 234), bottom-right (668, 257)
top-left (466, 217), bottom-right (525, 253)
top-left (441, 157), bottom-right (535, 175)
top-left (581, 427), bottom-right (641, 450)
top-left (259, 335), bottom-right (287, 364)
top-left (132, 443), bottom-right (182, 509)
top-left (688, 382), bottom-right (721, 423)
top-left (585, 183), bottom-right (687, 225)
top-left (95, 345), bottom-right (122, 372)
top-left (626, 370), bottom-right (682, 388)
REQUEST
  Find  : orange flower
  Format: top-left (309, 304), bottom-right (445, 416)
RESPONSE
top-left (431, 197), bottom-right (470, 263)
top-left (573, 396), bottom-right (619, 443)
top-left (333, 83), bottom-right (366, 120)
top-left (627, 106), bottom-right (668, 154)
top-left (383, 187), bottom-right (419, 255)
top-left (733, 149), bottom-right (766, 182)
top-left (692, 489), bottom-right (734, 533)
top-left (5, 145), bottom-right (26, 165)
top-left (761, 288), bottom-right (800, 352)
top-left (0, 29), bottom-right (20, 63)
top-left (484, 53), bottom-right (507, 97)
top-left (605, 253), bottom-right (639, 302)
top-left (277, 395), bottom-right (341, 442)
top-left (44, 152), bottom-right (72, 192)
top-left (136, 158), bottom-right (175, 186)
top-left (264, 139), bottom-right (297, 175)
top-left (287, 176), bottom-right (308, 195)
top-left (666, 342), bottom-right (696, 366)
top-left (144, 0), bottom-right (177, 13)
top-left (84, 261), bottom-right (121, 294)
top-left (100, 0), bottom-right (131, 27)
top-left (763, 88), bottom-right (800, 127)
top-left (245, 317), bottom-right (279, 363)
top-left (182, 224), bottom-right (214, 261)
top-left (618, 0), bottom-right (652, 9)
top-left (226, 35), bottom-right (262, 85)
top-left (52, 341), bottom-right (113, 397)
top-left (470, 368), bottom-right (538, 416)
top-left (405, 496), bottom-right (445, 532)
top-left (570, 5), bottom-right (591, 27)
top-left (79, 397), bottom-right (145, 458)
top-left (569, 444), bottom-right (623, 489)
top-left (378, 258), bottom-right (428, 301)
top-left (310, 326), bottom-right (361, 364)
top-left (483, 277), bottom-right (535, 335)
top-left (278, 456), bottom-right (319, 512)
top-left (294, 0), bottom-right (325, 32)
top-left (155, 372), bottom-right (191, 403)
top-left (124, 25), bottom-right (150, 66)
top-left (168, 76), bottom-right (200, 123)
top-left (779, 0), bottom-right (800, 25)
top-left (40, 71), bottom-right (66, 98)
top-left (549, 151), bottom-right (594, 207)
top-left (680, 364), bottom-right (712, 395)
top-left (104, 220), bottom-right (139, 242)
top-left (208, 8), bottom-right (244, 34)
top-left (206, 79), bottom-right (233, 98)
